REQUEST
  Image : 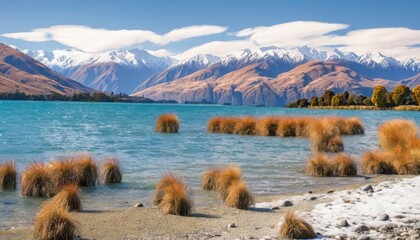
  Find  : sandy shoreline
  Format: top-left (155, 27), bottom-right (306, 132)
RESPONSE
top-left (1, 175), bottom-right (418, 240)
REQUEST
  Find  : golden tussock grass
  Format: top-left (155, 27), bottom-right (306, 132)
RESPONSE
top-left (155, 113), bottom-right (179, 133)
top-left (344, 117), bottom-right (365, 135)
top-left (306, 153), bottom-right (332, 177)
top-left (49, 184), bottom-right (82, 212)
top-left (207, 117), bottom-right (224, 133)
top-left (295, 117), bottom-right (312, 137)
top-left (216, 166), bottom-right (242, 200)
top-left (99, 157), bottom-right (122, 184)
top-left (279, 211), bottom-right (317, 239)
top-left (256, 116), bottom-right (279, 136)
top-left (49, 158), bottom-right (78, 188)
top-left (21, 162), bottom-right (55, 198)
top-left (233, 117), bottom-right (257, 135)
top-left (361, 151), bottom-right (396, 174)
top-left (330, 153), bottom-right (357, 176)
top-left (224, 179), bottom-right (254, 209)
top-left (73, 153), bottom-right (97, 187)
top-left (34, 203), bottom-right (80, 240)
top-left (391, 149), bottom-right (420, 175)
top-left (219, 117), bottom-right (239, 134)
top-left (154, 173), bottom-right (192, 216)
top-left (378, 119), bottom-right (419, 151)
top-left (309, 119), bottom-right (344, 153)
top-left (202, 168), bottom-right (222, 190)
top-left (153, 173), bottom-right (179, 206)
top-left (276, 117), bottom-right (297, 137)
top-left (0, 160), bottom-right (17, 190)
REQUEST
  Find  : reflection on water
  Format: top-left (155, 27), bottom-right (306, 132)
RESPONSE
top-left (0, 101), bottom-right (419, 228)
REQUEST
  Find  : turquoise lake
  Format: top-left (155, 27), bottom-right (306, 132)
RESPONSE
top-left (0, 101), bottom-right (419, 229)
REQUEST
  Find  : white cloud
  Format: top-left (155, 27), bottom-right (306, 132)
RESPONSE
top-left (2, 25), bottom-right (227, 53)
top-left (236, 21), bottom-right (349, 48)
top-left (146, 49), bottom-right (172, 57)
top-left (178, 21), bottom-right (419, 60)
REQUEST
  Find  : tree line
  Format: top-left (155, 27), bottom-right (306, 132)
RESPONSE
top-left (286, 84), bottom-right (420, 108)
top-left (0, 91), bottom-right (176, 103)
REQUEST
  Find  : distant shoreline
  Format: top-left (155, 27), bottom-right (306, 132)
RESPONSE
top-left (306, 105), bottom-right (419, 111)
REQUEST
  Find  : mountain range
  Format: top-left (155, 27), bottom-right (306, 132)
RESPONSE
top-left (0, 44), bottom-right (92, 95)
top-left (2, 44), bottom-right (419, 106)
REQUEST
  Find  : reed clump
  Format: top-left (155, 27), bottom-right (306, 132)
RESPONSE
top-left (344, 117), bottom-right (365, 135)
top-left (202, 168), bottom-right (222, 190)
top-left (224, 179), bottom-right (254, 209)
top-left (308, 119), bottom-right (344, 153)
top-left (279, 211), bottom-right (317, 239)
top-left (378, 119), bottom-right (420, 151)
top-left (256, 116), bottom-right (279, 136)
top-left (99, 157), bottom-right (122, 184)
top-left (49, 158), bottom-right (78, 188)
top-left (277, 117), bottom-right (297, 137)
top-left (153, 173), bottom-right (192, 216)
top-left (306, 153), bottom-right (332, 177)
top-left (219, 117), bottom-right (239, 134)
top-left (21, 162), bottom-right (54, 198)
top-left (330, 153), bottom-right (357, 176)
top-left (155, 113), bottom-right (179, 133)
top-left (216, 166), bottom-right (242, 200)
top-left (295, 117), bottom-right (312, 137)
top-left (0, 160), bottom-right (17, 190)
top-left (207, 117), bottom-right (224, 133)
top-left (233, 117), bottom-right (257, 135)
top-left (49, 184), bottom-right (82, 212)
top-left (34, 203), bottom-right (80, 240)
top-left (74, 153), bottom-right (97, 187)
top-left (361, 151), bottom-right (396, 174)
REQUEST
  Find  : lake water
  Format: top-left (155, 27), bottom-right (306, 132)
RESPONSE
top-left (0, 101), bottom-right (419, 229)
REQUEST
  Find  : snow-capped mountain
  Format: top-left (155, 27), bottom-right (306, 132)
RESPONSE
top-left (23, 48), bottom-right (176, 93)
top-left (22, 45), bottom-right (419, 94)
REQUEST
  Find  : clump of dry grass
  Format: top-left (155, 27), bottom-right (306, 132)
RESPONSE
top-left (153, 173), bottom-right (192, 216)
top-left (202, 168), bottom-right (221, 190)
top-left (49, 184), bottom-right (82, 212)
top-left (233, 117), bottom-right (257, 135)
top-left (277, 117), bottom-right (297, 137)
top-left (99, 158), bottom-right (122, 184)
top-left (34, 203), bottom-right (80, 240)
top-left (306, 153), bottom-right (332, 177)
top-left (256, 116), bottom-right (279, 136)
top-left (216, 166), bottom-right (242, 200)
top-left (207, 117), bottom-right (224, 133)
top-left (309, 119), bottom-right (343, 153)
top-left (74, 153), bottom-right (97, 187)
top-left (155, 113), bottom-right (179, 133)
top-left (330, 153), bottom-right (357, 176)
top-left (21, 162), bottom-right (55, 198)
top-left (49, 158), bottom-right (78, 188)
top-left (224, 180), bottom-right (254, 209)
top-left (0, 160), bottom-right (17, 190)
top-left (378, 119), bottom-right (419, 151)
top-left (344, 117), bottom-right (365, 135)
top-left (279, 211), bottom-right (317, 239)
top-left (153, 173), bottom-right (179, 206)
top-left (295, 117), bottom-right (311, 137)
top-left (361, 151), bottom-right (396, 174)
top-left (219, 117), bottom-right (239, 134)
top-left (391, 149), bottom-right (420, 175)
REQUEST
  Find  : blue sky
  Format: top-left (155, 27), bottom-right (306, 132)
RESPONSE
top-left (1, 0), bottom-right (419, 59)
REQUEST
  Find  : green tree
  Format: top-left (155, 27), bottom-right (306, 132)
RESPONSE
top-left (347, 94), bottom-right (356, 106)
top-left (319, 90), bottom-right (335, 106)
top-left (386, 92), bottom-right (395, 107)
top-left (391, 85), bottom-right (411, 106)
top-left (412, 85), bottom-right (420, 106)
top-left (331, 94), bottom-right (344, 107)
top-left (363, 99), bottom-right (374, 106)
top-left (310, 96), bottom-right (319, 107)
top-left (371, 85), bottom-right (387, 108)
